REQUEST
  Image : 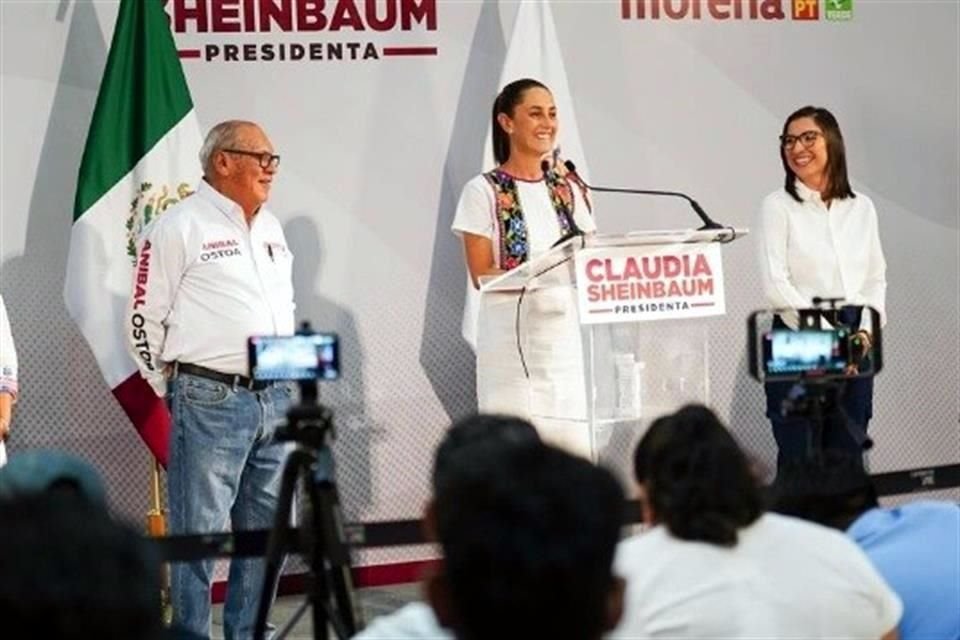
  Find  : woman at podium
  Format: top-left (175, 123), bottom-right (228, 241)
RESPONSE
top-left (452, 78), bottom-right (594, 288)
top-left (451, 78), bottom-right (596, 455)
top-left (757, 106), bottom-right (887, 468)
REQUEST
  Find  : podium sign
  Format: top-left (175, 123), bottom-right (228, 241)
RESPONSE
top-left (574, 243), bottom-right (726, 324)
top-left (476, 228), bottom-right (745, 472)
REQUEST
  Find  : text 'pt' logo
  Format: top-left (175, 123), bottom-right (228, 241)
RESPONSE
top-left (792, 0), bottom-right (818, 20)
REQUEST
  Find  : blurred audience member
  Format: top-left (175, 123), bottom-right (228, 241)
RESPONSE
top-left (772, 452), bottom-right (960, 640)
top-left (427, 432), bottom-right (625, 640)
top-left (354, 414), bottom-right (542, 639)
top-left (610, 405), bottom-right (901, 640)
top-left (0, 449), bottom-right (107, 506)
top-left (0, 452), bottom-right (163, 639)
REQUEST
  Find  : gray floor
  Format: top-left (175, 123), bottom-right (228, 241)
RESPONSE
top-left (211, 582), bottom-right (423, 639)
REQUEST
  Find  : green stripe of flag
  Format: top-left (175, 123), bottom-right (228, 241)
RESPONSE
top-left (73, 0), bottom-right (193, 220)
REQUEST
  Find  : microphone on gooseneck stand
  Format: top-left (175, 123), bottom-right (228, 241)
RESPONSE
top-left (563, 160), bottom-right (724, 231)
top-left (542, 159), bottom-right (584, 248)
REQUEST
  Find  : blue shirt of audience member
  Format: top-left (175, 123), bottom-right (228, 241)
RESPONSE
top-left (848, 501), bottom-right (960, 640)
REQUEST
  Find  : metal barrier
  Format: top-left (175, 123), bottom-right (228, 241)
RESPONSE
top-left (151, 463), bottom-right (960, 563)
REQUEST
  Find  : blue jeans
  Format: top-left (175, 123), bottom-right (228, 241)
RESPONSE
top-left (167, 373), bottom-right (294, 640)
top-left (765, 379), bottom-right (872, 469)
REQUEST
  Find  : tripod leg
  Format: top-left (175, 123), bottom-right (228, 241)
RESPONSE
top-left (272, 598), bottom-right (310, 639)
top-left (315, 483), bottom-right (359, 636)
top-left (254, 450), bottom-right (309, 640)
top-left (302, 467), bottom-right (359, 640)
top-left (302, 476), bottom-right (332, 640)
top-left (809, 394), bottom-right (824, 460)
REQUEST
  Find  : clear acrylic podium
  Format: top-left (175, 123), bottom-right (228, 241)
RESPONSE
top-left (476, 228), bottom-right (745, 480)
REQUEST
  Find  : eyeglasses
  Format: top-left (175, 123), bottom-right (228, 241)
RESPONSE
top-left (221, 148), bottom-right (280, 170)
top-left (779, 130), bottom-right (822, 150)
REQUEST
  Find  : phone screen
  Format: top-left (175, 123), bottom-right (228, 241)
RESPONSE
top-left (762, 328), bottom-right (848, 378)
top-left (248, 333), bottom-right (339, 381)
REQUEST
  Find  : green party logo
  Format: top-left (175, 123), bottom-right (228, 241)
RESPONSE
top-left (825, 0), bottom-right (853, 21)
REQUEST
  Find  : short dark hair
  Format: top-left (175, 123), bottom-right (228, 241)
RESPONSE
top-left (435, 444), bottom-right (624, 640)
top-left (769, 452), bottom-right (878, 531)
top-left (491, 78), bottom-right (550, 165)
top-left (432, 413), bottom-right (542, 496)
top-left (0, 493), bottom-right (163, 639)
top-left (781, 105), bottom-right (855, 203)
top-left (633, 404), bottom-right (762, 547)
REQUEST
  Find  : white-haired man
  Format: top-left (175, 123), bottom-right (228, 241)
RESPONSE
top-left (127, 120), bottom-right (295, 639)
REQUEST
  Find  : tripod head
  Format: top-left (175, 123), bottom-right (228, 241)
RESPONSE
top-left (275, 396), bottom-right (335, 451)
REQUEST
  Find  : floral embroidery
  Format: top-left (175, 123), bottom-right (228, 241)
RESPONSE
top-left (546, 171), bottom-right (575, 237)
top-left (483, 168), bottom-right (581, 270)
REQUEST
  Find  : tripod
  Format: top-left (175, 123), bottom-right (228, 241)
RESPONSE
top-left (253, 379), bottom-right (358, 640)
top-left (777, 301), bottom-right (875, 462)
top-left (782, 378), bottom-right (873, 462)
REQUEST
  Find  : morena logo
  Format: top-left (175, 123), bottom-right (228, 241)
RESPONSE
top-left (621, 0), bottom-right (786, 20)
top-left (164, 0), bottom-right (438, 63)
top-left (621, 0), bottom-right (853, 21)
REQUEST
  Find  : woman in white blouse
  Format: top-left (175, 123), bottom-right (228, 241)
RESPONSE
top-left (0, 294), bottom-right (19, 466)
top-left (757, 106), bottom-right (887, 469)
top-left (450, 79), bottom-right (597, 455)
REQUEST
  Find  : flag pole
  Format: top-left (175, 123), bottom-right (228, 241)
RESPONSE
top-left (147, 460), bottom-right (172, 624)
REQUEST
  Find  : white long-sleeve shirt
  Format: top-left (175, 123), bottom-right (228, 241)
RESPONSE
top-left (126, 180), bottom-right (295, 397)
top-left (0, 294), bottom-right (17, 399)
top-left (756, 180), bottom-right (887, 330)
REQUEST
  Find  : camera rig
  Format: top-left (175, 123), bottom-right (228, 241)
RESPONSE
top-left (747, 299), bottom-right (883, 459)
top-left (253, 321), bottom-right (357, 640)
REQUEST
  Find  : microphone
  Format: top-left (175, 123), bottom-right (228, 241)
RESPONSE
top-left (542, 159), bottom-right (584, 247)
top-left (563, 160), bottom-right (724, 230)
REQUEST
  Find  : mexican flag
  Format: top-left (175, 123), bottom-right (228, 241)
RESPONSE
top-left (64, 0), bottom-right (202, 466)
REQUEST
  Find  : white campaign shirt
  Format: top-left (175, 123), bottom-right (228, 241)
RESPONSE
top-left (756, 180), bottom-right (886, 329)
top-left (608, 513), bottom-right (903, 639)
top-left (127, 180), bottom-right (295, 396)
top-left (451, 173), bottom-right (596, 348)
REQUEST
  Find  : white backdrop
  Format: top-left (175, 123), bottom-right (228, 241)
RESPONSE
top-left (1, 0), bottom-right (958, 568)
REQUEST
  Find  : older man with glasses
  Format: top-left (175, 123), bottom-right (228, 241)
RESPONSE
top-left (126, 120), bottom-right (296, 639)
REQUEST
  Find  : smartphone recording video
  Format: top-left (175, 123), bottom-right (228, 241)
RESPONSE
top-left (248, 333), bottom-right (339, 381)
top-left (762, 328), bottom-right (849, 379)
top-left (746, 307), bottom-right (882, 383)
